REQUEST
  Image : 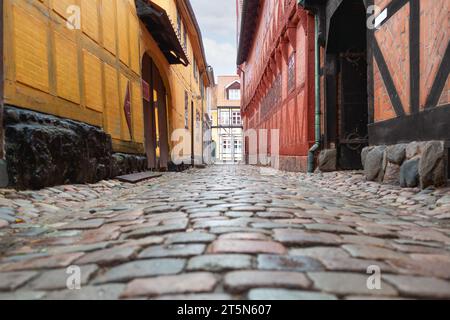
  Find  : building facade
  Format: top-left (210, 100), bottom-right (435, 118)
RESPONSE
top-left (300, 0), bottom-right (449, 188)
top-left (211, 75), bottom-right (244, 163)
top-left (237, 0), bottom-right (316, 171)
top-left (203, 66), bottom-right (216, 164)
top-left (238, 0), bottom-right (448, 188)
top-left (0, 0), bottom-right (211, 189)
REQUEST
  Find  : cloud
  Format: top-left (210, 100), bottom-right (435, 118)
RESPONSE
top-left (191, 0), bottom-right (236, 40)
top-left (190, 0), bottom-right (237, 75)
top-left (203, 37), bottom-right (237, 76)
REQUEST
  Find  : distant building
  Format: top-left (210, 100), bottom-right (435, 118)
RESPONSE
top-left (211, 76), bottom-right (244, 163)
top-left (203, 66), bottom-right (216, 165)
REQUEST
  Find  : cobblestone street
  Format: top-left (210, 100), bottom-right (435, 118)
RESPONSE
top-left (1, 165), bottom-right (450, 300)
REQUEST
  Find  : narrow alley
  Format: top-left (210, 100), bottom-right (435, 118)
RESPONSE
top-left (0, 0), bottom-right (449, 305)
top-left (0, 165), bottom-right (449, 300)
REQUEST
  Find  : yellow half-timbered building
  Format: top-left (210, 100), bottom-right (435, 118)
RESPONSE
top-left (0, 0), bottom-right (212, 189)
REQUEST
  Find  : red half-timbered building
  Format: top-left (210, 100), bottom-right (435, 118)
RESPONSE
top-left (239, 0), bottom-right (449, 187)
top-left (237, 0), bottom-right (316, 172)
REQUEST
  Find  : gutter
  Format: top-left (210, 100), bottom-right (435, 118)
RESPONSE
top-left (237, 0), bottom-right (260, 65)
top-left (307, 10), bottom-right (321, 173)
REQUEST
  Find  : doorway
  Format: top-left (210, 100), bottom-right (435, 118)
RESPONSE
top-left (325, 0), bottom-right (368, 170)
top-left (141, 53), bottom-right (169, 170)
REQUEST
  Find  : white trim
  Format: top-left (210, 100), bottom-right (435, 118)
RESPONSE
top-left (225, 80), bottom-right (241, 89)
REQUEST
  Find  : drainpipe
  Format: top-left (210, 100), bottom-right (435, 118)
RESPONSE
top-left (307, 13), bottom-right (321, 173)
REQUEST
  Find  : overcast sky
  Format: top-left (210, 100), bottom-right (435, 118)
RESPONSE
top-left (190, 0), bottom-right (238, 77)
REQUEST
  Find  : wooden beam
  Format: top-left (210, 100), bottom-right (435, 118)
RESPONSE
top-left (425, 42), bottom-right (450, 108)
top-left (373, 40), bottom-right (406, 117)
top-left (367, 0), bottom-right (375, 124)
top-left (409, 0), bottom-right (420, 114)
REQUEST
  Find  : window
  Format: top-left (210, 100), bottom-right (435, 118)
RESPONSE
top-left (288, 53), bottom-right (296, 92)
top-left (183, 23), bottom-right (187, 50)
top-left (193, 59), bottom-right (198, 81)
top-left (177, 12), bottom-right (182, 39)
top-left (184, 91), bottom-right (189, 129)
top-left (196, 110), bottom-right (200, 129)
top-left (228, 89), bottom-right (241, 100)
top-left (220, 110), bottom-right (230, 126)
top-left (232, 111), bottom-right (241, 126)
top-left (223, 140), bottom-right (231, 150)
top-left (261, 74), bottom-right (282, 119)
top-left (234, 140), bottom-right (242, 152)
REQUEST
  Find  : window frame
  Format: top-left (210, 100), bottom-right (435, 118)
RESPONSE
top-left (228, 89), bottom-right (241, 101)
top-left (231, 111), bottom-right (241, 126)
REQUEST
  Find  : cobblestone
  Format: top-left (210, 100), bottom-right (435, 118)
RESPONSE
top-left (257, 254), bottom-right (324, 272)
top-left (0, 271), bottom-right (38, 291)
top-left (383, 275), bottom-right (450, 298)
top-left (187, 254), bottom-right (253, 271)
top-left (122, 273), bottom-right (218, 298)
top-left (224, 271), bottom-right (311, 293)
top-left (93, 259), bottom-right (186, 284)
top-left (44, 284), bottom-right (126, 300)
top-left (208, 239), bottom-right (286, 254)
top-left (165, 232), bottom-right (216, 244)
top-left (274, 229), bottom-right (342, 246)
top-left (248, 288), bottom-right (337, 300)
top-left (0, 165), bottom-right (449, 299)
top-left (28, 265), bottom-right (98, 290)
top-left (308, 272), bottom-right (398, 297)
top-left (138, 244), bottom-right (206, 259)
top-left (75, 246), bottom-right (139, 266)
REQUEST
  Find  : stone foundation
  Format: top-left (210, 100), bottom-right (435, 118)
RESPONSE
top-left (3, 106), bottom-right (148, 190)
top-left (277, 155), bottom-right (308, 172)
top-left (362, 141), bottom-right (448, 189)
top-left (317, 149), bottom-right (337, 172)
top-left (111, 153), bottom-right (148, 178)
top-left (243, 155), bottom-right (308, 172)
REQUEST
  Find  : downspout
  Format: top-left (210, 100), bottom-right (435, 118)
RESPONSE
top-left (307, 13), bottom-right (321, 173)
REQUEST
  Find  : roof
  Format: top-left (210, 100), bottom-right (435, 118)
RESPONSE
top-left (225, 80), bottom-right (241, 89)
top-left (236, 0), bottom-right (261, 65)
top-left (299, 0), bottom-right (327, 11)
top-left (136, 0), bottom-right (189, 66)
